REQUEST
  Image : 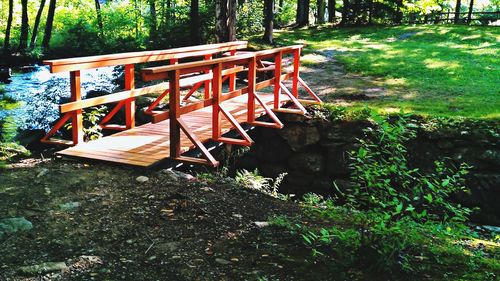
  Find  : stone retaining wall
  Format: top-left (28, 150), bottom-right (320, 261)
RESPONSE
top-left (235, 114), bottom-right (500, 225)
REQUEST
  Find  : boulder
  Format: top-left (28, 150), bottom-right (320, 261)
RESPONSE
top-left (278, 124), bottom-right (320, 151)
top-left (0, 67), bottom-right (12, 82)
top-left (288, 152), bottom-right (324, 173)
top-left (0, 217), bottom-right (33, 239)
top-left (18, 262), bottom-right (68, 276)
top-left (326, 147), bottom-right (350, 176)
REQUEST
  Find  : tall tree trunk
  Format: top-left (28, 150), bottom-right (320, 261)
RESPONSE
top-left (316, 0), bottom-right (325, 24)
top-left (467, 0), bottom-right (474, 24)
top-left (42, 0), bottom-right (57, 49)
top-left (454, 0), bottom-right (461, 24)
top-left (30, 0), bottom-right (46, 48)
top-left (341, 0), bottom-right (349, 25)
top-left (215, 0), bottom-right (228, 42)
top-left (327, 0), bottom-right (335, 23)
top-left (296, 0), bottom-right (310, 27)
top-left (262, 0), bottom-right (274, 43)
top-left (3, 0), bottom-right (14, 54)
top-left (190, 0), bottom-right (201, 44)
top-left (95, 0), bottom-right (104, 36)
top-left (149, 0), bottom-right (158, 39)
top-left (394, 0), bottom-right (403, 24)
top-left (134, 0), bottom-right (139, 40)
top-left (19, 0), bottom-right (30, 51)
top-left (227, 0), bottom-right (237, 41)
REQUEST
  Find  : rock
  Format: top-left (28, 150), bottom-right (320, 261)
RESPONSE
top-left (288, 152), bottom-right (324, 173)
top-left (36, 168), bottom-right (49, 178)
top-left (254, 221), bottom-right (270, 228)
top-left (156, 241), bottom-right (181, 253)
top-left (326, 147), bottom-right (350, 176)
top-left (136, 176), bottom-right (149, 183)
top-left (0, 67), bottom-right (12, 82)
top-left (20, 65), bottom-right (37, 73)
top-left (15, 129), bottom-right (46, 149)
top-left (232, 214), bottom-right (243, 219)
top-left (478, 150), bottom-right (500, 165)
top-left (482, 225), bottom-right (500, 233)
top-left (215, 258), bottom-right (231, 265)
top-left (18, 262), bottom-right (68, 275)
top-left (59, 201), bottom-right (80, 211)
top-left (162, 170), bottom-right (195, 182)
top-left (278, 124), bottom-right (320, 151)
top-left (0, 217), bottom-right (33, 238)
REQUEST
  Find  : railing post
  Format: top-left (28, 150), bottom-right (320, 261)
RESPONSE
top-left (292, 48), bottom-right (301, 98)
top-left (229, 50), bottom-right (237, 91)
top-left (273, 51), bottom-right (282, 109)
top-left (169, 69), bottom-right (181, 158)
top-left (124, 64), bottom-right (135, 129)
top-left (212, 63), bottom-right (222, 139)
top-left (204, 54), bottom-right (212, 99)
top-left (70, 70), bottom-right (83, 144)
top-left (247, 56), bottom-right (256, 123)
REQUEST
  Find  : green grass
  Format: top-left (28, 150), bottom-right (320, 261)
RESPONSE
top-left (271, 25), bottom-right (500, 119)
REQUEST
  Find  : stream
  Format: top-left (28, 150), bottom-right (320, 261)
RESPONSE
top-left (0, 65), bottom-right (120, 142)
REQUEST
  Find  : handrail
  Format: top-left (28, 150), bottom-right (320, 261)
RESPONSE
top-left (43, 41), bottom-right (248, 73)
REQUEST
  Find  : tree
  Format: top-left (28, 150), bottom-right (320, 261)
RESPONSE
top-left (467, 0), bottom-right (474, 24)
top-left (328, 0), bottom-right (336, 23)
top-left (215, 0), bottom-right (228, 42)
top-left (42, 0), bottom-right (57, 49)
top-left (317, 0), bottom-right (325, 24)
top-left (215, 0), bottom-right (237, 42)
top-left (3, 0), bottom-right (14, 54)
top-left (95, 0), bottom-right (104, 36)
top-left (394, 0), bottom-right (404, 24)
top-left (454, 0), bottom-right (461, 24)
top-left (341, 0), bottom-right (349, 24)
top-left (190, 0), bottom-right (201, 44)
top-left (263, 0), bottom-right (274, 43)
top-left (19, 0), bottom-right (30, 51)
top-left (149, 0), bottom-right (158, 39)
top-left (30, 0), bottom-right (47, 48)
top-left (228, 0), bottom-right (237, 41)
top-left (296, 0), bottom-right (310, 27)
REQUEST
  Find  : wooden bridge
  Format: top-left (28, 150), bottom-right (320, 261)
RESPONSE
top-left (42, 41), bottom-right (321, 167)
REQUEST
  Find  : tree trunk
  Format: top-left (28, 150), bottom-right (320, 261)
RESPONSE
top-left (296, 0), bottom-right (310, 27)
top-left (227, 0), bottom-right (237, 41)
top-left (166, 0), bottom-right (172, 26)
top-left (95, 0), bottom-right (104, 36)
top-left (341, 0), bottom-right (348, 25)
top-left (30, 0), bottom-right (47, 48)
top-left (3, 0), bottom-right (14, 54)
top-left (316, 0), bottom-right (325, 24)
top-left (454, 0), bottom-right (461, 24)
top-left (215, 0), bottom-right (228, 42)
top-left (467, 0), bottom-right (474, 24)
top-left (327, 0), bottom-right (335, 22)
top-left (42, 0), bottom-right (57, 49)
top-left (19, 0), bottom-right (30, 51)
top-left (394, 0), bottom-right (403, 24)
top-left (190, 0), bottom-right (201, 44)
top-left (149, 0), bottom-right (158, 39)
top-left (263, 0), bottom-right (274, 43)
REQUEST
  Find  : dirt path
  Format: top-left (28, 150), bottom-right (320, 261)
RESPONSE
top-left (0, 157), bottom-right (320, 280)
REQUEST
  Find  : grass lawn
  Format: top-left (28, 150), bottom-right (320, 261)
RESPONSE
top-left (269, 25), bottom-right (499, 119)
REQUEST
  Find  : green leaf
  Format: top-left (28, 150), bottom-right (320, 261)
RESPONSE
top-left (424, 194), bottom-right (433, 203)
top-left (395, 203), bottom-right (403, 213)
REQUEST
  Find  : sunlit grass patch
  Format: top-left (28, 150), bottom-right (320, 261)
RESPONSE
top-left (271, 25), bottom-right (500, 119)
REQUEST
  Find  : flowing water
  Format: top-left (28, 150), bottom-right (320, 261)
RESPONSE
top-left (0, 65), bottom-right (119, 141)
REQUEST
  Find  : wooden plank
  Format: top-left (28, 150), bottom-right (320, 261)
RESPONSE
top-left (44, 41), bottom-right (248, 73)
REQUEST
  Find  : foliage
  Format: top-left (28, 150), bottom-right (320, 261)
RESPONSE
top-left (0, 142), bottom-right (30, 163)
top-left (235, 169), bottom-right (290, 200)
top-left (64, 106), bottom-right (107, 141)
top-left (345, 111), bottom-right (472, 222)
top-left (273, 25), bottom-right (500, 119)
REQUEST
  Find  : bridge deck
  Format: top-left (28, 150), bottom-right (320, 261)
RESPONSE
top-left (58, 92), bottom-right (289, 167)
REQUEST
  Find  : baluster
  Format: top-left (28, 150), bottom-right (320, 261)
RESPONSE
top-left (274, 51), bottom-right (282, 109)
top-left (292, 48), bottom-right (301, 98)
top-left (70, 70), bottom-right (83, 144)
top-left (169, 69), bottom-right (181, 158)
top-left (204, 54), bottom-right (212, 99)
top-left (212, 63), bottom-right (222, 139)
top-left (247, 56), bottom-right (256, 123)
top-left (124, 64), bottom-right (135, 129)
